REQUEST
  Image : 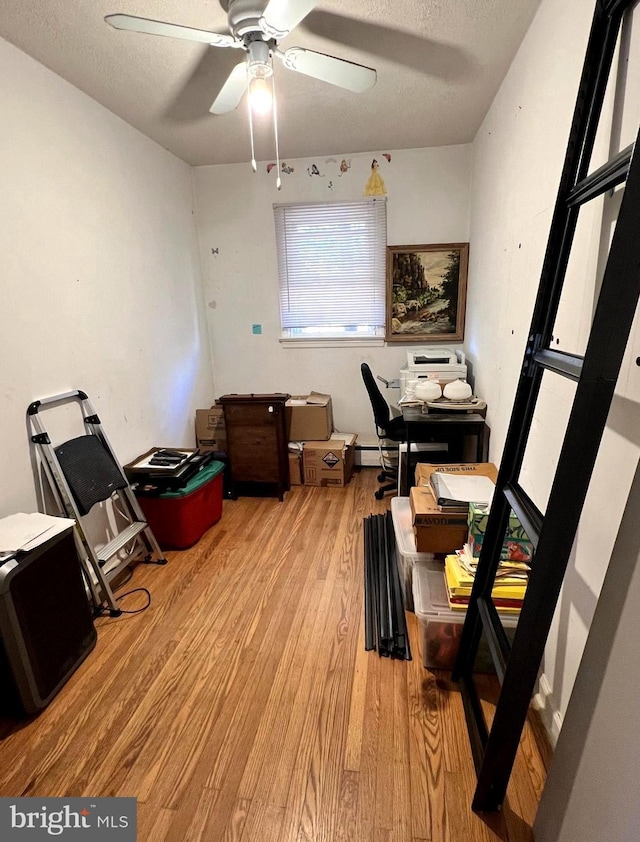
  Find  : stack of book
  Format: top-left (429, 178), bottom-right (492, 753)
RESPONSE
top-left (444, 546), bottom-right (530, 613)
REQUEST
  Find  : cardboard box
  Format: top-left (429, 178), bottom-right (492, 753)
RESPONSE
top-left (288, 451), bottom-right (303, 485)
top-left (195, 405), bottom-right (227, 453)
top-left (468, 502), bottom-right (533, 562)
top-left (414, 461), bottom-right (498, 488)
top-left (286, 393), bottom-right (333, 441)
top-left (303, 434), bottom-right (357, 487)
top-left (410, 463), bottom-right (498, 554)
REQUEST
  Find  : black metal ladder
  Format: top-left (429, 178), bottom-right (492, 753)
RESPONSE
top-left (452, 0), bottom-right (640, 812)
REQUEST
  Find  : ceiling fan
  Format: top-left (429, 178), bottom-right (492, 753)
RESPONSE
top-left (105, 0), bottom-right (377, 115)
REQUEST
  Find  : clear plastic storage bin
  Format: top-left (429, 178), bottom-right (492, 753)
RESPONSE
top-left (390, 496), bottom-right (438, 611)
top-left (412, 560), bottom-right (519, 672)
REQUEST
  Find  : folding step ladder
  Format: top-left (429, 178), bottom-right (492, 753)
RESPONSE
top-left (453, 0), bottom-right (640, 811)
top-left (28, 391), bottom-right (167, 617)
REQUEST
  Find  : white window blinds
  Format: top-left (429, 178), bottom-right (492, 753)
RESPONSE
top-left (274, 197), bottom-right (387, 336)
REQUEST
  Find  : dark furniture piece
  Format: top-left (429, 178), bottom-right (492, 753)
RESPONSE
top-left (400, 408), bottom-right (488, 496)
top-left (219, 393), bottom-right (290, 501)
top-left (360, 363), bottom-right (406, 499)
top-left (0, 526), bottom-right (97, 715)
top-left (453, 0), bottom-right (640, 811)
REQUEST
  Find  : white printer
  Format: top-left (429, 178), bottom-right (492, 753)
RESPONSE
top-left (400, 347), bottom-right (467, 395)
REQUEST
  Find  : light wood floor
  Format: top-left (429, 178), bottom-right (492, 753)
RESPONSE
top-left (0, 469), bottom-right (551, 841)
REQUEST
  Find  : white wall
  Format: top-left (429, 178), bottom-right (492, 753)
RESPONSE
top-left (192, 146), bottom-right (471, 436)
top-left (467, 0), bottom-right (640, 746)
top-left (535, 456), bottom-right (640, 840)
top-left (0, 37), bottom-right (214, 518)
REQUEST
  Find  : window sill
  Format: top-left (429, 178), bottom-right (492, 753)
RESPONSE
top-left (279, 336), bottom-right (385, 349)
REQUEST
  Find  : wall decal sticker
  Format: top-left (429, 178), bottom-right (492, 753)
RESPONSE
top-left (339, 159), bottom-right (351, 176)
top-left (307, 163), bottom-right (324, 177)
top-left (281, 162), bottom-right (295, 174)
top-left (266, 162), bottom-right (276, 173)
top-left (364, 158), bottom-right (386, 196)
top-left (382, 153), bottom-right (392, 163)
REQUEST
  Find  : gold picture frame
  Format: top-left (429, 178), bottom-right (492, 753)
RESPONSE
top-left (386, 243), bottom-right (469, 343)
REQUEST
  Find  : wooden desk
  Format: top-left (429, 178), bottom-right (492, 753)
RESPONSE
top-left (400, 408), bottom-right (488, 495)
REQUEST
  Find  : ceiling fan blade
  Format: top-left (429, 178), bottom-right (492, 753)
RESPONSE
top-left (277, 47), bottom-right (376, 93)
top-left (210, 62), bottom-right (248, 114)
top-left (105, 14), bottom-right (239, 48)
top-left (260, 0), bottom-right (317, 39)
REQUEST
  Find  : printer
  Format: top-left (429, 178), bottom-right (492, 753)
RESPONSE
top-left (400, 347), bottom-right (467, 394)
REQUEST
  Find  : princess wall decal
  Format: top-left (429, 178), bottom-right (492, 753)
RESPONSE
top-left (364, 158), bottom-right (386, 196)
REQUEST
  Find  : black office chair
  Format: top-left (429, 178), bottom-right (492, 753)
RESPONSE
top-left (361, 363), bottom-right (407, 499)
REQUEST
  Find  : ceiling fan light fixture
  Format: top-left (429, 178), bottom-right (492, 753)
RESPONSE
top-left (246, 39), bottom-right (273, 75)
top-left (105, 0), bottom-right (377, 188)
top-left (248, 76), bottom-right (273, 115)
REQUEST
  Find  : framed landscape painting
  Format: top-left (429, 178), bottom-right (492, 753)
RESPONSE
top-left (385, 243), bottom-right (469, 343)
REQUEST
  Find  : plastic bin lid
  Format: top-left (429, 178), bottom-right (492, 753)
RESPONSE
top-left (158, 460), bottom-right (225, 498)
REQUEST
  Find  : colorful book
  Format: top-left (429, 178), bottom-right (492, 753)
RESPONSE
top-left (447, 594), bottom-right (523, 613)
top-left (444, 553), bottom-right (528, 602)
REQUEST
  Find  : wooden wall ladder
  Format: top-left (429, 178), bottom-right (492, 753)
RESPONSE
top-left (453, 0), bottom-right (640, 811)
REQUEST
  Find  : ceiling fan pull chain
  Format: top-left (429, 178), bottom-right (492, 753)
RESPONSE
top-left (272, 71), bottom-right (282, 190)
top-left (246, 68), bottom-right (258, 173)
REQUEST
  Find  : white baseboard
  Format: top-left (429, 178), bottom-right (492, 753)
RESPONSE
top-left (532, 673), bottom-right (563, 748)
top-left (355, 434), bottom-right (383, 468)
top-left (355, 445), bottom-right (383, 467)
top-left (355, 437), bottom-right (447, 469)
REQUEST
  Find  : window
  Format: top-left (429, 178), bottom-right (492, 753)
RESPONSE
top-left (274, 197), bottom-right (387, 340)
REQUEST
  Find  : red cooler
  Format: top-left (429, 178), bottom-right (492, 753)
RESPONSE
top-left (136, 460), bottom-right (224, 549)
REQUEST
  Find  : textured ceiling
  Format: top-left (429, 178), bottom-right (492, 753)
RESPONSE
top-left (0, 0), bottom-right (542, 166)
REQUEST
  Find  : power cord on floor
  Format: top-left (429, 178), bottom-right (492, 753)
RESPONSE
top-left (113, 587), bottom-right (151, 615)
top-left (93, 586), bottom-right (152, 617)
top-left (90, 565), bottom-right (152, 617)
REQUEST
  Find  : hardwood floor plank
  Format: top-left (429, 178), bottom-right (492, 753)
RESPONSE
top-left (236, 575), bottom-right (325, 802)
top-left (137, 805), bottom-right (176, 842)
top-left (443, 769), bottom-right (473, 842)
top-left (237, 800), bottom-right (285, 842)
top-left (146, 785), bottom-right (220, 842)
top-left (344, 608), bottom-right (369, 772)
top-left (392, 657), bottom-right (413, 842)
top-left (357, 631), bottom-right (381, 842)
top-left (279, 490), bottom-right (365, 842)
top-left (236, 498), bottom-right (336, 802)
top-left (335, 769), bottom-right (360, 842)
top-left (375, 653), bottom-right (395, 832)
top-left (406, 613), bottom-right (445, 841)
top-left (0, 470), bottom-right (549, 841)
top-left (222, 797), bottom-right (251, 842)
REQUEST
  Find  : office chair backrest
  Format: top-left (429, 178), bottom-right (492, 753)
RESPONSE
top-left (361, 363), bottom-right (391, 433)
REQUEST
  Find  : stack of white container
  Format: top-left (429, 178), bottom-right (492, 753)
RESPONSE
top-left (390, 496), bottom-right (518, 671)
top-left (390, 496), bottom-right (437, 611)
